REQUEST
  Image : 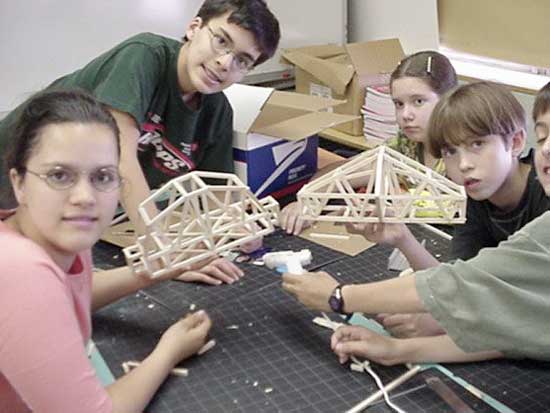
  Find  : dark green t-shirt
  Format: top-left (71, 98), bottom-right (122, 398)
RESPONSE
top-left (0, 33), bottom-right (234, 201)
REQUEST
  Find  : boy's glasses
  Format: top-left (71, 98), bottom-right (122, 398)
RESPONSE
top-left (25, 166), bottom-right (121, 192)
top-left (206, 25), bottom-right (256, 73)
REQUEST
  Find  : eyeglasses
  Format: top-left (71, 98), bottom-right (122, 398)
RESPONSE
top-left (25, 166), bottom-right (121, 192)
top-left (206, 25), bottom-right (256, 72)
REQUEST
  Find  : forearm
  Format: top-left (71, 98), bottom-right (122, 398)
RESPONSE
top-left (119, 155), bottom-right (157, 235)
top-left (396, 228), bottom-right (440, 271)
top-left (393, 334), bottom-right (503, 365)
top-left (110, 108), bottom-right (158, 236)
top-left (311, 157), bottom-right (371, 188)
top-left (92, 266), bottom-right (155, 311)
top-left (317, 148), bottom-right (345, 170)
top-left (343, 275), bottom-right (425, 314)
top-left (311, 159), bottom-right (348, 180)
top-left (106, 350), bottom-right (173, 413)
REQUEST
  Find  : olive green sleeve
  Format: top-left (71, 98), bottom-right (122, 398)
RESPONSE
top-left (416, 212), bottom-right (550, 360)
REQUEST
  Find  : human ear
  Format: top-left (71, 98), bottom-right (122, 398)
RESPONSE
top-left (9, 168), bottom-right (25, 205)
top-left (185, 17), bottom-right (203, 41)
top-left (510, 130), bottom-right (526, 157)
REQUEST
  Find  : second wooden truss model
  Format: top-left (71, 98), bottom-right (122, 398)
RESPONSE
top-left (297, 145), bottom-right (466, 224)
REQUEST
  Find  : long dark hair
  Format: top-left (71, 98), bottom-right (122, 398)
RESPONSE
top-left (5, 88), bottom-right (120, 175)
top-left (390, 51), bottom-right (457, 96)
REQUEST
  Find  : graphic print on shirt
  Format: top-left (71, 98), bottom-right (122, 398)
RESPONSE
top-left (138, 112), bottom-right (197, 176)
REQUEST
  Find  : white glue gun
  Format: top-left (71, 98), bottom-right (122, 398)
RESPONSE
top-left (262, 249), bottom-right (312, 274)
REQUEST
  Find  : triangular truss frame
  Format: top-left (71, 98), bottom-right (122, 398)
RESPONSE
top-left (297, 145), bottom-right (466, 224)
top-left (123, 171), bottom-right (280, 278)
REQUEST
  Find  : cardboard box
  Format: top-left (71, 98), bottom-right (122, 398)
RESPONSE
top-left (224, 84), bottom-right (357, 198)
top-left (282, 39), bottom-right (405, 136)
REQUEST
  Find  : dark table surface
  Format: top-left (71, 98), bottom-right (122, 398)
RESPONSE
top-left (92, 226), bottom-right (548, 413)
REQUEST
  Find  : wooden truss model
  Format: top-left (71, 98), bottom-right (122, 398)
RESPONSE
top-left (297, 145), bottom-right (466, 224)
top-left (123, 171), bottom-right (280, 278)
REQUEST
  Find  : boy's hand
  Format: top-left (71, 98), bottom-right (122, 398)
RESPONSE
top-left (280, 201), bottom-right (312, 235)
top-left (331, 325), bottom-right (400, 366)
top-left (346, 220), bottom-right (408, 247)
top-left (376, 313), bottom-right (444, 338)
top-left (175, 257), bottom-right (244, 285)
top-left (282, 271), bottom-right (338, 311)
top-left (157, 310), bottom-right (212, 365)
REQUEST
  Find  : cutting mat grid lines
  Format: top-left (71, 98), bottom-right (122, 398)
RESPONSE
top-left (94, 282), bottom-right (492, 412)
top-left (92, 225), bottom-right (549, 412)
top-left (137, 229), bottom-right (346, 313)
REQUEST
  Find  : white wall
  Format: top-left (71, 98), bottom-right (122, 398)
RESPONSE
top-left (246, 0), bottom-right (347, 84)
top-left (1, 0), bottom-right (536, 148)
top-left (348, 0), bottom-right (439, 53)
top-left (0, 0), bottom-right (347, 112)
top-left (0, 0), bottom-right (203, 112)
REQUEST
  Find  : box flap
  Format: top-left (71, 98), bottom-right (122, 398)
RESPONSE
top-left (282, 50), bottom-right (354, 95)
top-left (250, 104), bottom-right (310, 131)
top-left (345, 38), bottom-right (405, 77)
top-left (266, 90), bottom-right (346, 112)
top-left (282, 44), bottom-right (345, 60)
top-left (223, 84), bottom-right (274, 133)
top-left (251, 111), bottom-right (359, 141)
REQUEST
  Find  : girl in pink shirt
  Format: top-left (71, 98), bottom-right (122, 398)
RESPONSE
top-left (0, 89), bottom-right (212, 413)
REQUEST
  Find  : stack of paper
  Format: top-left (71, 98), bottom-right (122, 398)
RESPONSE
top-left (361, 85), bottom-right (398, 145)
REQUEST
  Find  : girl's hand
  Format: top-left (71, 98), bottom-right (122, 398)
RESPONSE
top-left (175, 257), bottom-right (244, 285)
top-left (239, 221), bottom-right (264, 254)
top-left (157, 310), bottom-right (212, 366)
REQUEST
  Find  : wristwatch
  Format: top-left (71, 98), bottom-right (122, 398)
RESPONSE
top-left (328, 284), bottom-right (349, 315)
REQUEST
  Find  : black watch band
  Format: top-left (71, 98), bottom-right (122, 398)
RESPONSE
top-left (328, 284), bottom-right (349, 315)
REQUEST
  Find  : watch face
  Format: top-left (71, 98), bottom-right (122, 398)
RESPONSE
top-left (329, 295), bottom-right (341, 313)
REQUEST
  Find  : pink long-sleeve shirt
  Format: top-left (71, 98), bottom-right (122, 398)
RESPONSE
top-left (0, 220), bottom-right (112, 412)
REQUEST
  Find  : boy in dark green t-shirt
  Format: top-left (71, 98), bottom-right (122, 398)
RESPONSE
top-left (0, 0), bottom-right (280, 284)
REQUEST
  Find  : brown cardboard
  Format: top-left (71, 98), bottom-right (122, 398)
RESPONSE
top-left (101, 213), bottom-right (182, 248)
top-left (299, 221), bottom-right (375, 256)
top-left (249, 90), bottom-right (358, 140)
top-left (101, 220), bottom-right (137, 248)
top-left (226, 83), bottom-right (359, 197)
top-left (282, 39), bottom-right (405, 136)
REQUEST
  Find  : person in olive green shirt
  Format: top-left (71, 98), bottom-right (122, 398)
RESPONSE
top-left (0, 0), bottom-right (280, 284)
top-left (282, 82), bottom-right (550, 364)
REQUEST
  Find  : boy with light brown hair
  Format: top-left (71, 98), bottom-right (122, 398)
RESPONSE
top-left (281, 82), bottom-right (550, 364)
top-left (288, 81), bottom-right (550, 340)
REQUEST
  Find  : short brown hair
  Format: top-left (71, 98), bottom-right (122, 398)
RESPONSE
top-left (390, 51), bottom-right (457, 96)
top-left (428, 81), bottom-right (526, 158)
top-left (187, 0), bottom-right (280, 67)
top-left (533, 81), bottom-right (550, 121)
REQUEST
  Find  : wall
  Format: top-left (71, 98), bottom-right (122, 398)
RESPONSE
top-left (346, 0), bottom-right (536, 147)
top-left (0, 0), bottom-right (203, 112)
top-left (0, 0), bottom-right (347, 113)
top-left (348, 0), bottom-right (439, 53)
top-left (246, 0), bottom-right (347, 85)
